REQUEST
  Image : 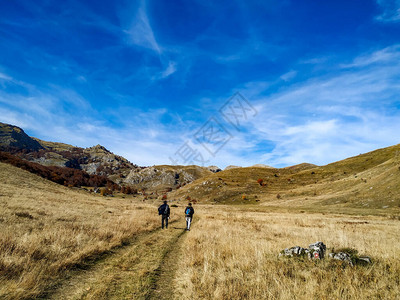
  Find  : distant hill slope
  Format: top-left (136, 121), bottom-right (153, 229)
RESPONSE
top-left (171, 143), bottom-right (400, 211)
top-left (3, 121), bottom-right (399, 209)
top-left (125, 165), bottom-right (213, 190)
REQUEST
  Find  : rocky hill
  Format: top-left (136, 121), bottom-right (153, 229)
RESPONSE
top-left (0, 122), bottom-right (43, 151)
top-left (124, 165), bottom-right (213, 191)
top-left (4, 121), bottom-right (398, 210)
top-left (0, 122), bottom-right (212, 191)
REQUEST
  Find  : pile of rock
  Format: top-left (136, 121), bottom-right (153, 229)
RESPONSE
top-left (329, 251), bottom-right (372, 266)
top-left (280, 241), bottom-right (372, 266)
top-left (280, 241), bottom-right (326, 260)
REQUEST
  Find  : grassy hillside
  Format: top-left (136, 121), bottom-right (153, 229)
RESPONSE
top-left (171, 143), bottom-right (400, 213)
top-left (0, 162), bottom-right (161, 299)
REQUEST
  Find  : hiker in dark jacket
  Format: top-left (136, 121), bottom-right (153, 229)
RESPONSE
top-left (158, 200), bottom-right (170, 229)
top-left (184, 203), bottom-right (194, 231)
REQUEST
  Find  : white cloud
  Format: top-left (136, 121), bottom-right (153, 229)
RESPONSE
top-left (235, 45), bottom-right (400, 167)
top-left (280, 70), bottom-right (297, 82)
top-left (0, 72), bottom-right (12, 81)
top-left (375, 0), bottom-right (400, 22)
top-left (2, 44), bottom-right (400, 169)
top-left (160, 61), bottom-right (177, 78)
top-left (152, 61), bottom-right (177, 80)
top-left (341, 45), bottom-right (400, 68)
top-left (123, 0), bottom-right (161, 53)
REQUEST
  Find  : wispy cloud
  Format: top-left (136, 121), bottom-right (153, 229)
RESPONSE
top-left (341, 44), bottom-right (400, 68)
top-left (123, 0), bottom-right (161, 54)
top-left (0, 67), bottom-right (186, 165)
top-left (375, 0), bottom-right (400, 22)
top-left (231, 45), bottom-right (400, 167)
top-left (152, 61), bottom-right (177, 80)
top-left (280, 70), bottom-right (297, 82)
top-left (0, 72), bottom-right (12, 81)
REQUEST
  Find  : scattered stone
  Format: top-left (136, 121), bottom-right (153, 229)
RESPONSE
top-left (308, 241), bottom-right (326, 259)
top-left (280, 242), bottom-right (372, 266)
top-left (329, 252), bottom-right (353, 266)
top-left (280, 246), bottom-right (307, 257)
top-left (358, 256), bottom-right (372, 265)
top-left (280, 241), bottom-right (326, 260)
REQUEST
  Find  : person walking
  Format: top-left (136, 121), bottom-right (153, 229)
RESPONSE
top-left (158, 200), bottom-right (170, 229)
top-left (184, 203), bottom-right (194, 231)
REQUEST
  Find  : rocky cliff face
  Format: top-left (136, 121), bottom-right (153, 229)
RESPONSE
top-left (0, 122), bottom-right (139, 177)
top-left (125, 165), bottom-right (213, 190)
top-left (80, 145), bottom-right (136, 176)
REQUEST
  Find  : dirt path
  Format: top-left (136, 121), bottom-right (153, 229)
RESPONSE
top-left (146, 223), bottom-right (191, 300)
top-left (44, 219), bottom-right (188, 300)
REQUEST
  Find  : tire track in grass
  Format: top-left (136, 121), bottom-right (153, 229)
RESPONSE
top-left (145, 223), bottom-right (189, 300)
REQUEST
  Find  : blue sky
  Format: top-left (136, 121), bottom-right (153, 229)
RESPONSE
top-left (1, 0), bottom-right (400, 168)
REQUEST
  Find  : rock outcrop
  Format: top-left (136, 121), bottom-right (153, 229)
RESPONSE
top-left (224, 165), bottom-right (241, 170)
top-left (329, 252), bottom-right (353, 266)
top-left (280, 241), bottom-right (326, 260)
top-left (125, 165), bottom-right (212, 190)
top-left (280, 242), bottom-right (372, 266)
top-left (308, 241), bottom-right (326, 259)
top-left (208, 165), bottom-right (222, 173)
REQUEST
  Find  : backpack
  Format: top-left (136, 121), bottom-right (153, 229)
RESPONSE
top-left (185, 207), bottom-right (191, 216)
top-left (158, 204), bottom-right (168, 215)
top-left (164, 205), bottom-right (169, 215)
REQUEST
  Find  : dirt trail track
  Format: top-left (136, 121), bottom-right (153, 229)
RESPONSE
top-left (44, 218), bottom-right (189, 300)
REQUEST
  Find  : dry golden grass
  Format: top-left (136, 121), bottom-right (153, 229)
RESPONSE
top-left (2, 157), bottom-right (400, 299)
top-left (0, 162), bottom-right (161, 299)
top-left (174, 205), bottom-right (400, 299)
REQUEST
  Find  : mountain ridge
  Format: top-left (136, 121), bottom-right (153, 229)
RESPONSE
top-left (2, 121), bottom-right (399, 210)
top-left (0, 122), bottom-right (213, 191)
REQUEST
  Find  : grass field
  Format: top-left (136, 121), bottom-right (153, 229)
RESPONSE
top-left (174, 206), bottom-right (400, 299)
top-left (1, 161), bottom-right (400, 299)
top-left (0, 162), bottom-right (164, 299)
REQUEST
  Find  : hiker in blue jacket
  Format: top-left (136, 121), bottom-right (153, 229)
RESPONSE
top-left (158, 200), bottom-right (170, 229)
top-left (184, 203), bottom-right (194, 231)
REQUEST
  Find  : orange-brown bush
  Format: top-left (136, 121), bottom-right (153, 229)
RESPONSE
top-left (0, 151), bottom-right (115, 188)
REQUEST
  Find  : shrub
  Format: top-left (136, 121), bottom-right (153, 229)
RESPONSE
top-left (0, 151), bottom-right (117, 188)
top-left (15, 212), bottom-right (34, 219)
top-left (100, 188), bottom-right (112, 196)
